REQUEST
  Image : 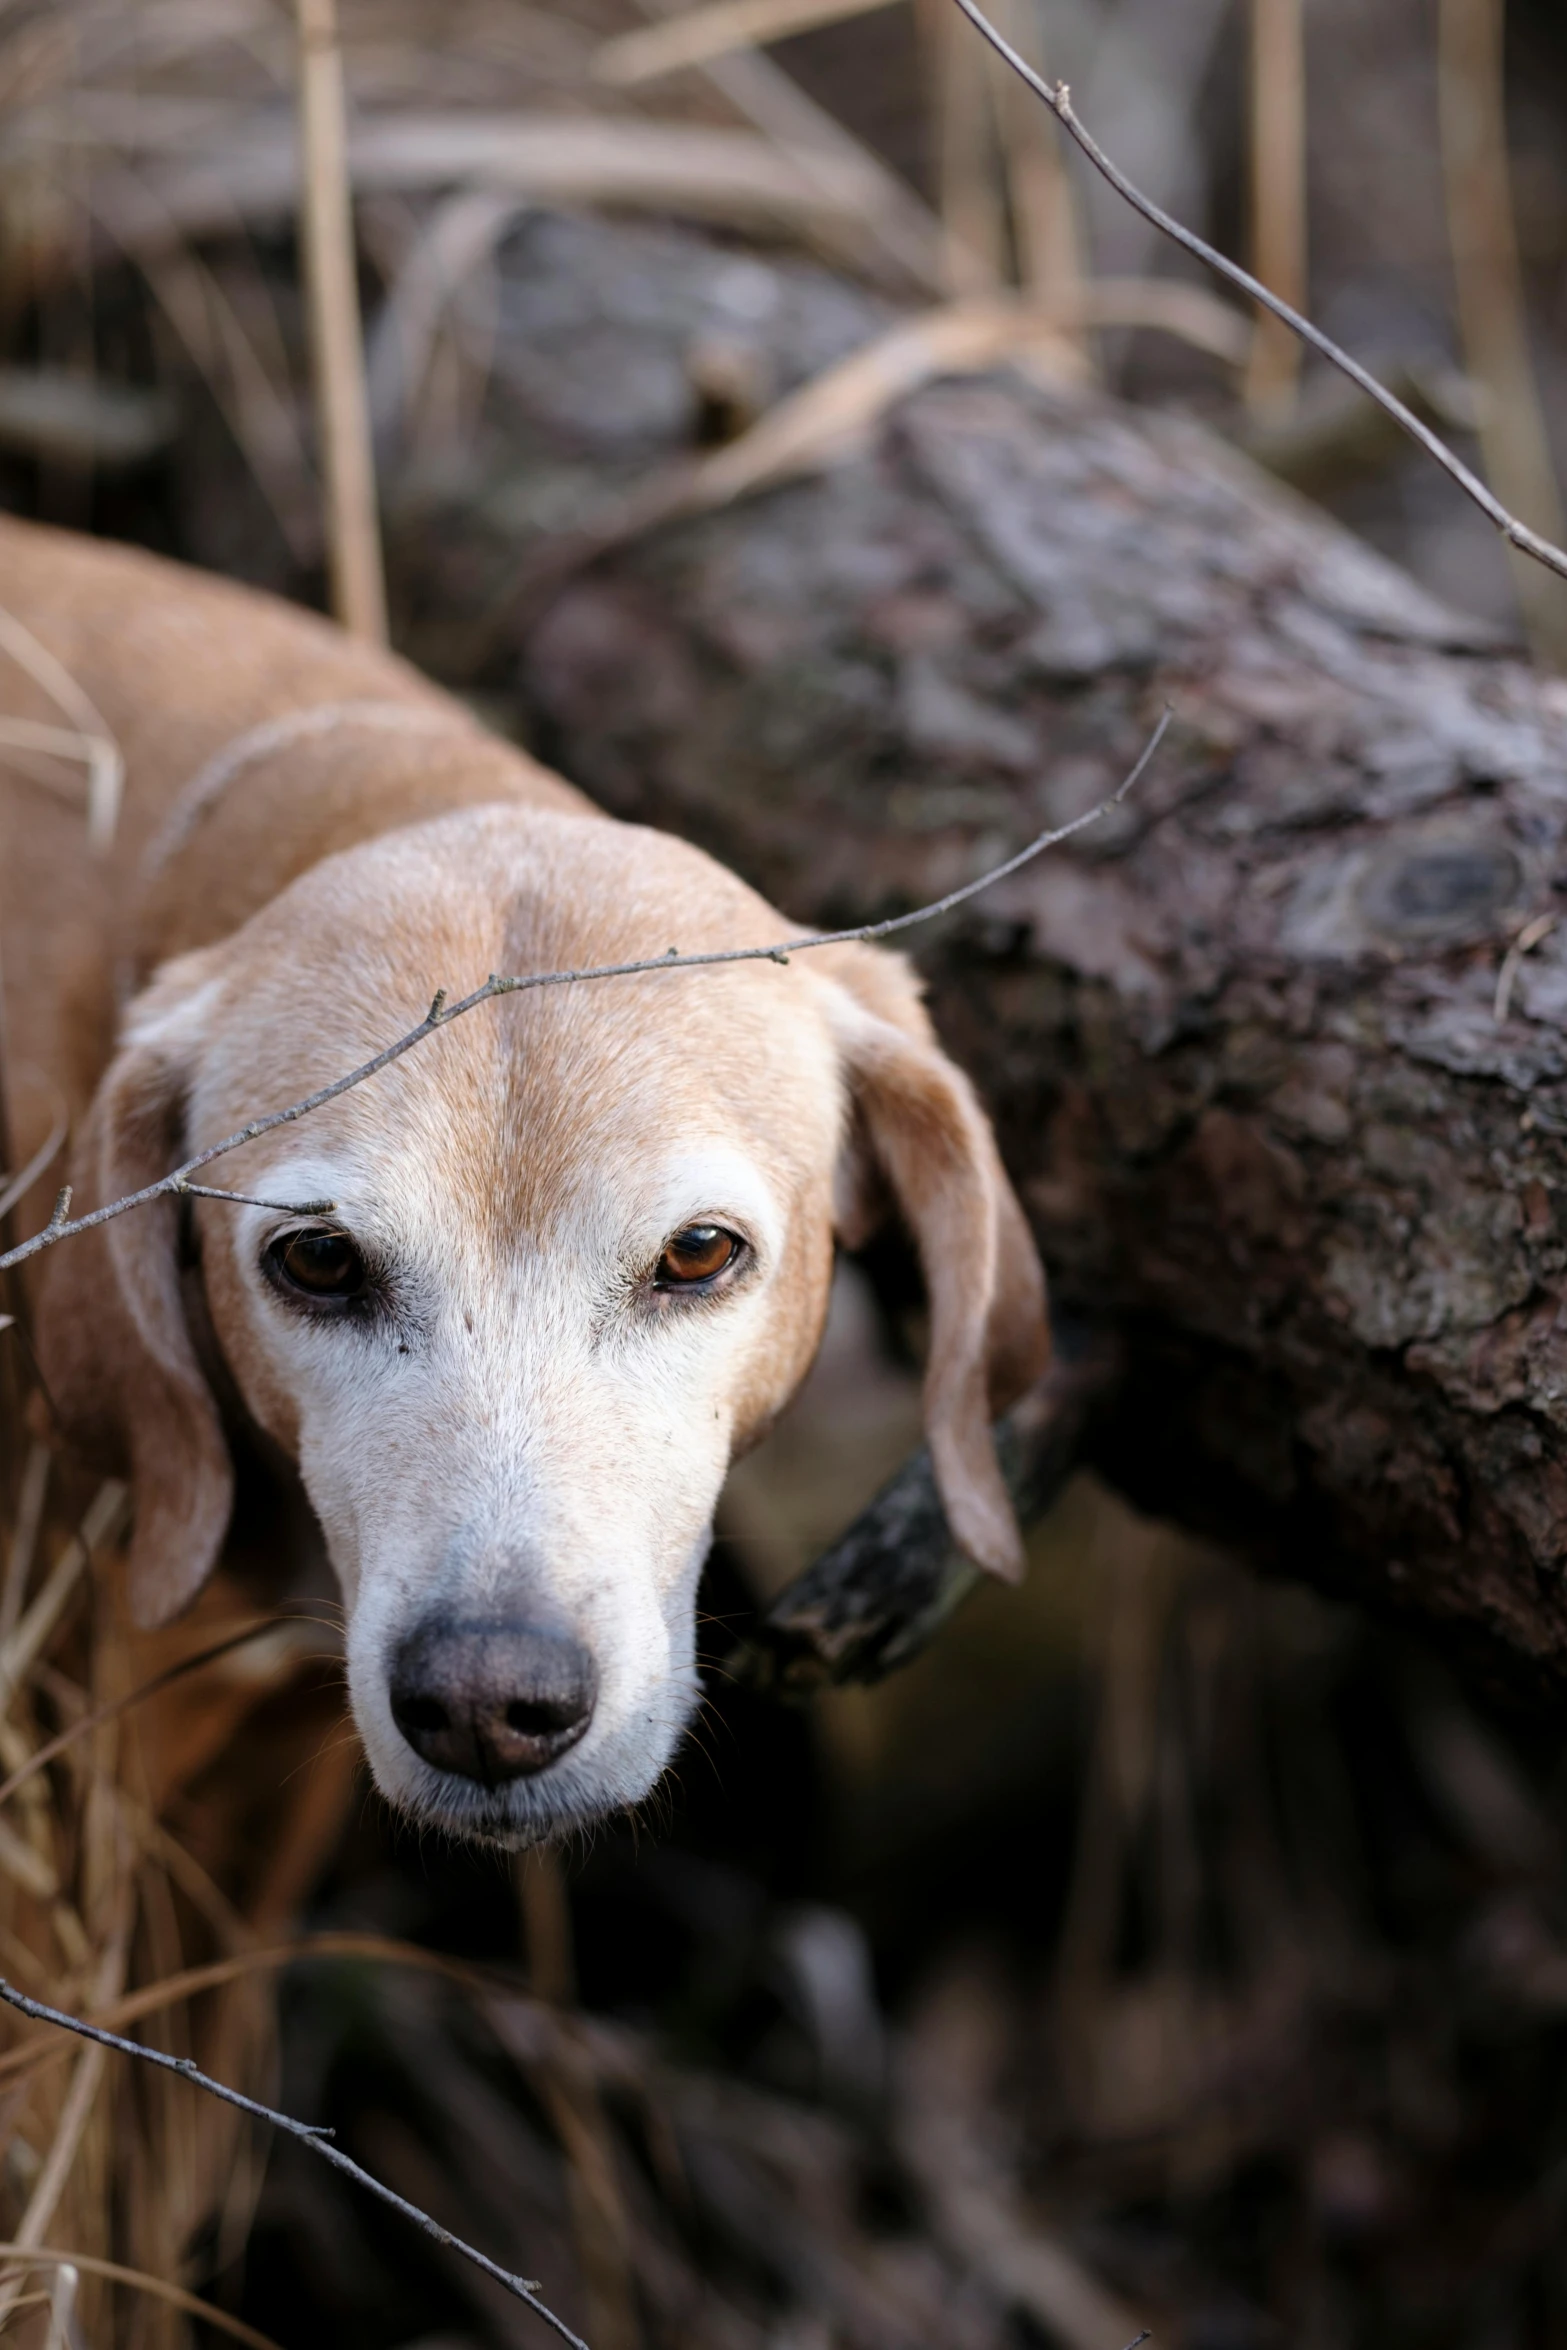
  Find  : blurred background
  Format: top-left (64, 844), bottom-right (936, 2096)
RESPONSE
top-left (5, 2), bottom-right (1567, 2347)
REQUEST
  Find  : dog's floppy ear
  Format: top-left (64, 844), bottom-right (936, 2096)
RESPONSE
top-left (824, 945), bottom-right (1049, 1582)
top-left (36, 954), bottom-right (232, 1629)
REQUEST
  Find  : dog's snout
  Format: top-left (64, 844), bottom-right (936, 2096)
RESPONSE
top-left (389, 1621), bottom-right (597, 1784)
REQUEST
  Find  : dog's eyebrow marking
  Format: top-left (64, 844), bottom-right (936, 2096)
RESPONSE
top-left (139, 700), bottom-right (476, 882)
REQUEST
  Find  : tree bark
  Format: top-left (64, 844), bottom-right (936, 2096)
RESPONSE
top-left (517, 368), bottom-right (1567, 1692)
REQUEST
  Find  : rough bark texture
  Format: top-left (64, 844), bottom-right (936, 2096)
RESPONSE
top-left (517, 369), bottom-right (1567, 1693)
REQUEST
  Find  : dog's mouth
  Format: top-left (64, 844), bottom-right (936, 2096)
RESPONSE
top-left (389, 1762), bottom-right (597, 1849)
top-left (378, 1724), bottom-right (681, 1851)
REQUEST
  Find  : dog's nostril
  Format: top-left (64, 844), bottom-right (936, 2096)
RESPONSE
top-left (505, 1698), bottom-right (574, 1737)
top-left (393, 1694), bottom-right (450, 1736)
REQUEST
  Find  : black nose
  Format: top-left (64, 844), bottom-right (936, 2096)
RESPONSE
top-left (389, 1620), bottom-right (597, 1785)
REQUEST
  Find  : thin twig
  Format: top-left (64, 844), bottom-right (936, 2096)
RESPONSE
top-left (175, 1183), bottom-right (337, 1214)
top-left (0, 710), bottom-right (1170, 1276)
top-left (0, 1978), bottom-right (589, 2350)
top-left (944, 0), bottom-right (1567, 586)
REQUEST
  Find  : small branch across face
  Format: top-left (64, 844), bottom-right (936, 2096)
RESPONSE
top-left (0, 711), bottom-right (1171, 1279)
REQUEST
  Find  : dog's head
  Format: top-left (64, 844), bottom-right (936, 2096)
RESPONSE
top-left (38, 806), bottom-right (1046, 1844)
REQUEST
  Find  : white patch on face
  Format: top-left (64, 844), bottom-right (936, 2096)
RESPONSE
top-left (217, 1140), bottom-right (786, 1846)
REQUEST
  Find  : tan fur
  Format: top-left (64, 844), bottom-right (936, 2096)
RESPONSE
top-left (0, 515), bottom-right (1047, 1843)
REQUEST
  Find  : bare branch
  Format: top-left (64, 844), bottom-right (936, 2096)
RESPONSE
top-left (945, 0), bottom-right (1567, 588)
top-left (0, 710), bottom-right (1170, 1276)
top-left (0, 1978), bottom-right (590, 2350)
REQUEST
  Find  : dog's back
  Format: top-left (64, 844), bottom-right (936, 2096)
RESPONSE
top-left (0, 515), bottom-right (582, 1189)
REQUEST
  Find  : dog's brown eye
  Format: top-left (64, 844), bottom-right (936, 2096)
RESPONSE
top-left (655, 1226), bottom-right (740, 1288)
top-left (271, 1229), bottom-right (366, 1303)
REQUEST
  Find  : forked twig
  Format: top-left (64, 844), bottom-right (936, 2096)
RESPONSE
top-left (0, 1978), bottom-right (589, 2350)
top-left (0, 710), bottom-right (1170, 1275)
top-left (946, 0), bottom-right (1567, 587)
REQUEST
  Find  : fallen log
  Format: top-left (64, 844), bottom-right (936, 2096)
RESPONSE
top-left (518, 366), bottom-right (1567, 1691)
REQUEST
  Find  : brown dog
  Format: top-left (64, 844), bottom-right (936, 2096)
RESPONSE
top-left (0, 515), bottom-right (1046, 1846)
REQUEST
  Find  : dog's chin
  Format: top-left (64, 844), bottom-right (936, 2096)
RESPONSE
top-left (391, 1773), bottom-right (612, 1851)
top-left (357, 1704), bottom-right (698, 1850)
top-left (398, 1789), bottom-right (586, 1851)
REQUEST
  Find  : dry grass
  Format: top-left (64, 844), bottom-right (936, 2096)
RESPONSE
top-left (0, 1029), bottom-right (352, 2350)
top-left (0, 1261), bottom-right (353, 2349)
top-left (0, 0), bottom-right (1285, 580)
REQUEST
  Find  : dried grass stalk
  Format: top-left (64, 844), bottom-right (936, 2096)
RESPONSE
top-left (1437, 0), bottom-right (1567, 667)
top-left (294, 0), bottom-right (388, 641)
top-left (594, 0), bottom-right (899, 88)
top-left (1243, 0), bottom-right (1307, 414)
top-left (0, 1389), bottom-right (358, 2350)
top-left (685, 282), bottom-right (1247, 510)
top-left (624, 0), bottom-right (947, 292)
top-left (12, 110), bottom-right (926, 274)
top-left (0, 605), bottom-right (123, 849)
top-left (915, 0), bottom-right (1005, 293)
top-left (0, 2243), bottom-right (284, 2350)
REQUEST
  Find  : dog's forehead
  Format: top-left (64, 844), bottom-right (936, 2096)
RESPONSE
top-left (204, 806), bottom-right (847, 1213)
